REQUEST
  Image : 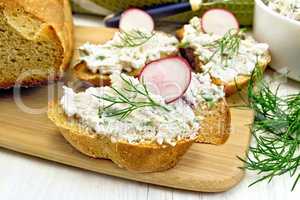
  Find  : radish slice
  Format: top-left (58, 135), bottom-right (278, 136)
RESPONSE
top-left (201, 9), bottom-right (239, 36)
top-left (139, 56), bottom-right (192, 103)
top-left (119, 8), bottom-right (154, 32)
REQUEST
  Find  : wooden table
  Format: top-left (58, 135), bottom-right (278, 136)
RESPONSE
top-left (0, 14), bottom-right (300, 199)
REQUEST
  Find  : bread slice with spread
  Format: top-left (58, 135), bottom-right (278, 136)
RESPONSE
top-left (176, 17), bottom-right (271, 96)
top-left (48, 71), bottom-right (230, 172)
top-left (74, 30), bottom-right (179, 86)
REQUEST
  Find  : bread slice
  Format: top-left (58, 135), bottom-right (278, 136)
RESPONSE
top-left (73, 61), bottom-right (142, 87)
top-left (48, 102), bottom-right (195, 172)
top-left (176, 28), bottom-right (271, 96)
top-left (0, 0), bottom-right (73, 89)
top-left (195, 99), bottom-right (231, 145)
top-left (73, 32), bottom-right (178, 87)
top-left (48, 96), bottom-right (230, 172)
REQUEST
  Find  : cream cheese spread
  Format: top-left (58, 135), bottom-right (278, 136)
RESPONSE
top-left (79, 29), bottom-right (179, 75)
top-left (265, 0), bottom-right (300, 21)
top-left (182, 17), bottom-right (269, 83)
top-left (60, 73), bottom-right (224, 146)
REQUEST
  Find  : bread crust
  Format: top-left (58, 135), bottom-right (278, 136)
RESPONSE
top-left (0, 74), bottom-right (60, 89)
top-left (48, 102), bottom-right (195, 172)
top-left (0, 0), bottom-right (73, 89)
top-left (73, 61), bottom-right (140, 87)
top-left (176, 28), bottom-right (271, 96)
top-left (11, 0), bottom-right (74, 71)
top-left (48, 95), bottom-right (230, 171)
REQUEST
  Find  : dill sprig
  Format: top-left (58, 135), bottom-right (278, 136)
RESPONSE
top-left (205, 28), bottom-right (245, 66)
top-left (112, 30), bottom-right (155, 48)
top-left (94, 74), bottom-right (170, 119)
top-left (238, 67), bottom-right (300, 191)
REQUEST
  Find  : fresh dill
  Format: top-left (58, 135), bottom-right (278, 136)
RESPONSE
top-left (112, 30), bottom-right (155, 48)
top-left (78, 49), bottom-right (89, 57)
top-left (178, 41), bottom-right (190, 48)
top-left (238, 67), bottom-right (300, 191)
top-left (96, 55), bottom-right (106, 60)
top-left (204, 28), bottom-right (245, 66)
top-left (93, 74), bottom-right (170, 120)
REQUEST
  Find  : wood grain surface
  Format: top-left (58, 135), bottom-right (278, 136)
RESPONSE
top-left (0, 27), bottom-right (253, 192)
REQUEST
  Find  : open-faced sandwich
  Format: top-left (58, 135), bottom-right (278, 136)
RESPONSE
top-left (48, 56), bottom-right (230, 172)
top-left (74, 29), bottom-right (179, 86)
top-left (176, 9), bottom-right (271, 96)
top-left (73, 9), bottom-right (180, 86)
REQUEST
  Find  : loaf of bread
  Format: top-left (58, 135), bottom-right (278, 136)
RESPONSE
top-left (0, 0), bottom-right (73, 89)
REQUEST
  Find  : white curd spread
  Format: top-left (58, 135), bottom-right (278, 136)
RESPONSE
top-left (265, 0), bottom-right (300, 21)
top-left (79, 29), bottom-right (179, 75)
top-left (182, 17), bottom-right (269, 83)
top-left (60, 73), bottom-right (224, 146)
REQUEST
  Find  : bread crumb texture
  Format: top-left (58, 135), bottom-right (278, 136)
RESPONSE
top-left (0, 0), bottom-right (72, 89)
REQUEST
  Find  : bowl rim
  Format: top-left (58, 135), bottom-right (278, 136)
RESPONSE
top-left (255, 0), bottom-right (300, 26)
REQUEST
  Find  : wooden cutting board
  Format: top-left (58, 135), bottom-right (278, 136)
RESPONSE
top-left (0, 27), bottom-right (253, 193)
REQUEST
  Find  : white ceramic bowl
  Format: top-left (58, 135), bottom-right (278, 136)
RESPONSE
top-left (254, 0), bottom-right (300, 81)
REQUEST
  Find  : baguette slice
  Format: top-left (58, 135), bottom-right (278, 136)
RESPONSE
top-left (195, 99), bottom-right (231, 145)
top-left (74, 53), bottom-right (178, 87)
top-left (73, 32), bottom-right (178, 87)
top-left (176, 28), bottom-right (271, 96)
top-left (48, 97), bottom-right (230, 172)
top-left (48, 102), bottom-right (195, 172)
top-left (0, 0), bottom-right (73, 89)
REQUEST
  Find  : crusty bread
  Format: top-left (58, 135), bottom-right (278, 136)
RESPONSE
top-left (48, 102), bottom-right (195, 172)
top-left (0, 0), bottom-right (73, 89)
top-left (48, 97), bottom-right (230, 172)
top-left (176, 28), bottom-right (271, 96)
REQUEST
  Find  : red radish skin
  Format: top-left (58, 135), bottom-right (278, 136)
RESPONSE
top-left (201, 9), bottom-right (239, 36)
top-left (139, 56), bottom-right (192, 104)
top-left (119, 8), bottom-right (154, 32)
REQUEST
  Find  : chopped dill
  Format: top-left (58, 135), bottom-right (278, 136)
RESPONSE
top-left (178, 41), bottom-right (190, 48)
top-left (93, 74), bottom-right (170, 120)
top-left (78, 49), bottom-right (89, 57)
top-left (204, 28), bottom-right (246, 67)
top-left (96, 55), bottom-right (106, 60)
top-left (112, 30), bottom-right (155, 48)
